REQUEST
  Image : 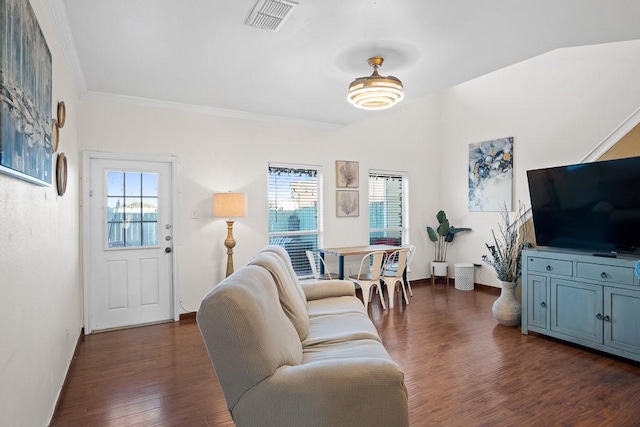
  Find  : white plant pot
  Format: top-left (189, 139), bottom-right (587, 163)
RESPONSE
top-left (431, 261), bottom-right (449, 277)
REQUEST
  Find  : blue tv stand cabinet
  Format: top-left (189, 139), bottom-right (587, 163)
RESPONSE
top-left (521, 247), bottom-right (640, 363)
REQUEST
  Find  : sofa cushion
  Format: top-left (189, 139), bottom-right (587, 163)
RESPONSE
top-left (302, 339), bottom-right (393, 364)
top-left (197, 265), bottom-right (303, 411)
top-left (304, 312), bottom-right (381, 347)
top-left (233, 358), bottom-right (409, 427)
top-left (262, 245), bottom-right (307, 303)
top-left (306, 296), bottom-right (367, 317)
top-left (301, 279), bottom-right (356, 301)
top-left (249, 251), bottom-right (309, 341)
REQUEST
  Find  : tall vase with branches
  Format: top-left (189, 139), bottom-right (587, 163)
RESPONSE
top-left (482, 202), bottom-right (531, 326)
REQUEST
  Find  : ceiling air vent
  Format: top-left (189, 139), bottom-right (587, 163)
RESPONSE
top-left (245, 0), bottom-right (298, 32)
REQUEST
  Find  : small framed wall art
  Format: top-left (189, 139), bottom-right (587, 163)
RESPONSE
top-left (336, 160), bottom-right (359, 188)
top-left (336, 190), bottom-right (359, 217)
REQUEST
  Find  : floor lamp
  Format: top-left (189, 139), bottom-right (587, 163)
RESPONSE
top-left (213, 192), bottom-right (247, 277)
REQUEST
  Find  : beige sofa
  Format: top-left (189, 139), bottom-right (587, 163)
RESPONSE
top-left (197, 245), bottom-right (409, 427)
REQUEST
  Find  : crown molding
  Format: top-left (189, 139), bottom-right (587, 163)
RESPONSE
top-left (45, 0), bottom-right (87, 94)
top-left (81, 91), bottom-right (344, 131)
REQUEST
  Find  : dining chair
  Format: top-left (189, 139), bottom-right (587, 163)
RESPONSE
top-left (404, 244), bottom-right (415, 296)
top-left (382, 244), bottom-right (415, 297)
top-left (349, 251), bottom-right (386, 311)
top-left (381, 248), bottom-right (410, 308)
top-left (305, 250), bottom-right (335, 280)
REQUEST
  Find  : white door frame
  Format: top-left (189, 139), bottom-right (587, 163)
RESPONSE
top-left (82, 151), bottom-right (180, 334)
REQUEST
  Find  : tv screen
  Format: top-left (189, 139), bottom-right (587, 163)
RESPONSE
top-left (527, 156), bottom-right (640, 255)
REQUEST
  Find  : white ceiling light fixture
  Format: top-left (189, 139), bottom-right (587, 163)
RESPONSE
top-left (245, 0), bottom-right (299, 32)
top-left (347, 57), bottom-right (404, 110)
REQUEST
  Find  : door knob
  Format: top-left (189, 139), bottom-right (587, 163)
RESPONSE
top-left (165, 247), bottom-right (172, 253)
top-left (596, 313), bottom-right (603, 320)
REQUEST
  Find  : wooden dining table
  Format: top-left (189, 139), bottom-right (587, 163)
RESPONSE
top-left (318, 244), bottom-right (402, 280)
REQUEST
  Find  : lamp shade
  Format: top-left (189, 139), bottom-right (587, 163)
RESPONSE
top-left (213, 192), bottom-right (247, 218)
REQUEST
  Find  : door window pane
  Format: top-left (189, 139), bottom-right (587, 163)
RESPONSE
top-left (142, 197), bottom-right (158, 221)
top-left (125, 172), bottom-right (142, 196)
top-left (142, 173), bottom-right (158, 196)
top-left (107, 173), bottom-right (124, 196)
top-left (142, 223), bottom-right (158, 246)
top-left (107, 197), bottom-right (125, 247)
top-left (125, 221), bottom-right (142, 247)
top-left (107, 171), bottom-right (159, 248)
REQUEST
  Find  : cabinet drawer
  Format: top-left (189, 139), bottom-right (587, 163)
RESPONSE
top-left (527, 257), bottom-right (573, 276)
top-left (577, 262), bottom-right (635, 285)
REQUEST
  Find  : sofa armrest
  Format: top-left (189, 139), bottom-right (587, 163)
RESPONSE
top-left (233, 359), bottom-right (409, 427)
top-left (301, 280), bottom-right (356, 301)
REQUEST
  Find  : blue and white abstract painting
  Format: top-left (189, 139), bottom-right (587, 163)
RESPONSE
top-left (468, 137), bottom-right (513, 212)
top-left (0, 0), bottom-right (52, 185)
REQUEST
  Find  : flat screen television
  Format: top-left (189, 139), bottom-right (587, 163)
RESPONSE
top-left (527, 156), bottom-right (640, 255)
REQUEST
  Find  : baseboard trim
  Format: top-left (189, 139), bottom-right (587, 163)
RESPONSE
top-left (179, 312), bottom-right (197, 321)
top-left (49, 328), bottom-right (84, 425)
top-left (414, 278), bottom-right (500, 295)
top-left (473, 283), bottom-right (501, 295)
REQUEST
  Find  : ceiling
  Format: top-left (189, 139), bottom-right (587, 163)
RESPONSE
top-left (60, 0), bottom-right (640, 127)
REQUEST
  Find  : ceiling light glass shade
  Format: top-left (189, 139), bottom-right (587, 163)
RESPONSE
top-left (348, 57), bottom-right (404, 110)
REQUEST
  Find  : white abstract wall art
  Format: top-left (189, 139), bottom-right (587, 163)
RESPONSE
top-left (468, 137), bottom-right (513, 212)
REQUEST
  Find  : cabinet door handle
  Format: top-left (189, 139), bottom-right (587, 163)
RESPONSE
top-left (596, 313), bottom-right (603, 320)
top-left (540, 301), bottom-right (547, 308)
top-left (604, 315), bottom-right (611, 322)
top-left (601, 272), bottom-right (608, 279)
top-left (546, 265), bottom-right (553, 271)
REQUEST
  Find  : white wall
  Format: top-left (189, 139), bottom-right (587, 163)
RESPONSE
top-left (77, 94), bottom-right (441, 311)
top-left (335, 96), bottom-right (441, 278)
top-left (0, 0), bottom-right (81, 425)
top-left (77, 39), bottom-right (640, 317)
top-left (438, 40), bottom-right (640, 287)
top-left (4, 8), bottom-right (640, 421)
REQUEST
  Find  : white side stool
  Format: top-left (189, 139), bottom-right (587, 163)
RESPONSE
top-left (454, 263), bottom-right (475, 291)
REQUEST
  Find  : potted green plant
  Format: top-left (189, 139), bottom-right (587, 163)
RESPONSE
top-left (426, 210), bottom-right (472, 276)
top-left (482, 202), bottom-right (531, 326)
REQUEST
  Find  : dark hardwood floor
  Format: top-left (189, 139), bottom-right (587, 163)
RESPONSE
top-left (51, 281), bottom-right (640, 426)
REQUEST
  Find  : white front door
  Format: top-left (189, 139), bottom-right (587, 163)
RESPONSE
top-left (84, 154), bottom-right (176, 333)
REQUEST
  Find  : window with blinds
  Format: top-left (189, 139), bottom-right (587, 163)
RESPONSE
top-left (268, 164), bottom-right (322, 277)
top-left (369, 171), bottom-right (407, 246)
